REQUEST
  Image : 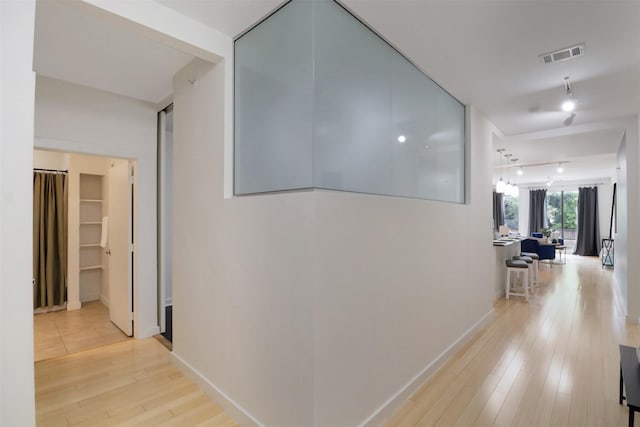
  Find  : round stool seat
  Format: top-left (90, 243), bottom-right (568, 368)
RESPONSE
top-left (506, 259), bottom-right (528, 268)
top-left (521, 252), bottom-right (540, 260)
top-left (513, 255), bottom-right (533, 264)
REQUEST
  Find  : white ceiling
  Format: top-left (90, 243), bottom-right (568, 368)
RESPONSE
top-left (154, 0), bottom-right (639, 187)
top-left (33, 1), bottom-right (195, 105)
top-left (33, 0), bottom-right (640, 186)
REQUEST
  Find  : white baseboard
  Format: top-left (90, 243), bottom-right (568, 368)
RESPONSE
top-left (171, 352), bottom-right (263, 427)
top-left (359, 309), bottom-right (496, 427)
top-left (67, 300), bottom-right (81, 311)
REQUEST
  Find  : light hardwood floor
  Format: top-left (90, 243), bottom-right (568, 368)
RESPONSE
top-left (35, 338), bottom-right (239, 427)
top-left (35, 256), bottom-right (631, 427)
top-left (384, 255), bottom-right (636, 427)
top-left (34, 301), bottom-right (130, 362)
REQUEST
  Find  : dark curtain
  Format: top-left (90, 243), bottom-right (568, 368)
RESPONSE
top-left (492, 191), bottom-right (504, 231)
top-left (574, 186), bottom-right (600, 256)
top-left (529, 189), bottom-right (547, 235)
top-left (33, 172), bottom-right (68, 309)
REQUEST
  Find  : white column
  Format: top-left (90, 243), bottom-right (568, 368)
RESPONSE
top-left (0, 1), bottom-right (37, 425)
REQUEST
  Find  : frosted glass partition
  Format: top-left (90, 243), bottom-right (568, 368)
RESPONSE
top-left (234, 0), bottom-right (313, 194)
top-left (235, 0), bottom-right (465, 202)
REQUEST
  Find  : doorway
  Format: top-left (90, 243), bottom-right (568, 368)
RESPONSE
top-left (33, 150), bottom-right (135, 361)
top-left (158, 105), bottom-right (173, 343)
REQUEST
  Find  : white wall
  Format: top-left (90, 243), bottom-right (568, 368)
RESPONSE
top-left (34, 149), bottom-right (69, 170)
top-left (34, 76), bottom-right (159, 338)
top-left (172, 59), bottom-right (315, 427)
top-left (0, 1), bottom-right (36, 425)
top-left (312, 106), bottom-right (494, 426)
top-left (615, 134), bottom-right (629, 310)
top-left (613, 117), bottom-right (640, 322)
top-left (171, 54), bottom-right (495, 426)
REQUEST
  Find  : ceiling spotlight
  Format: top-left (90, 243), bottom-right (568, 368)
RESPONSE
top-left (561, 76), bottom-right (576, 113)
top-left (517, 167), bottom-right (524, 176)
top-left (557, 163), bottom-right (564, 173)
top-left (561, 100), bottom-right (575, 112)
top-left (398, 135), bottom-right (406, 143)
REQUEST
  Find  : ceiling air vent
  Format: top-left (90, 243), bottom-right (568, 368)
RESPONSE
top-left (539, 43), bottom-right (585, 64)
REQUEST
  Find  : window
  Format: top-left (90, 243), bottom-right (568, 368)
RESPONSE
top-left (504, 195), bottom-right (519, 232)
top-left (546, 191), bottom-right (578, 249)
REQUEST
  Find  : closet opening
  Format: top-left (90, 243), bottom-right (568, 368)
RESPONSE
top-left (33, 150), bottom-right (136, 362)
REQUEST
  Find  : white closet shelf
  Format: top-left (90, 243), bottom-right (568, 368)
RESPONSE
top-left (80, 222), bottom-right (102, 225)
top-left (79, 265), bottom-right (103, 271)
top-left (80, 199), bottom-right (103, 203)
top-left (80, 244), bottom-right (101, 248)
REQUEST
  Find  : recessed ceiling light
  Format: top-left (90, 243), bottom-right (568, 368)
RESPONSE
top-left (557, 164), bottom-right (564, 173)
top-left (517, 168), bottom-right (523, 176)
top-left (398, 135), bottom-right (406, 143)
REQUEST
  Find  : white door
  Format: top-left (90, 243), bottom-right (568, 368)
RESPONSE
top-left (108, 160), bottom-right (133, 336)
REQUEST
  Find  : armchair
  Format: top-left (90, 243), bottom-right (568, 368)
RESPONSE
top-left (521, 238), bottom-right (556, 262)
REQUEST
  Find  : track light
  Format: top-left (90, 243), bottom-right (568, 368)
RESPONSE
top-left (557, 162), bottom-right (564, 173)
top-left (561, 76), bottom-right (576, 112)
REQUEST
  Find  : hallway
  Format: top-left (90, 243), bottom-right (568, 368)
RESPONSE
top-left (33, 256), bottom-right (633, 426)
top-left (386, 255), bottom-right (636, 426)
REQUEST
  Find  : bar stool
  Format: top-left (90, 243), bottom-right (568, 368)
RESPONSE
top-left (513, 255), bottom-right (536, 291)
top-left (521, 252), bottom-right (540, 287)
top-left (505, 259), bottom-right (529, 301)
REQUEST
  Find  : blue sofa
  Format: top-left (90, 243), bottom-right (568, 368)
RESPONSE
top-left (521, 238), bottom-right (556, 262)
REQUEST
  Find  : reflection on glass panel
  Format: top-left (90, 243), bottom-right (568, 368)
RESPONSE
top-left (234, 0), bottom-right (465, 202)
top-left (234, 0), bottom-right (313, 194)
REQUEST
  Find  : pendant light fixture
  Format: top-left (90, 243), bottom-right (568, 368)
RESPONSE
top-left (509, 158), bottom-right (520, 197)
top-left (496, 149), bottom-right (506, 193)
top-left (504, 153), bottom-right (514, 195)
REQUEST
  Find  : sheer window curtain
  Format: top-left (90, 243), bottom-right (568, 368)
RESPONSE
top-left (33, 171), bottom-right (68, 309)
top-left (529, 189), bottom-right (547, 236)
top-left (574, 186), bottom-right (601, 256)
top-left (493, 191), bottom-right (504, 231)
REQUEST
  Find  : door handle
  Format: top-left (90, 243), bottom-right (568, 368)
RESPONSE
top-left (106, 249), bottom-right (112, 255)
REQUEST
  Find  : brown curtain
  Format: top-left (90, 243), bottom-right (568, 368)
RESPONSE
top-left (33, 172), bottom-right (68, 309)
